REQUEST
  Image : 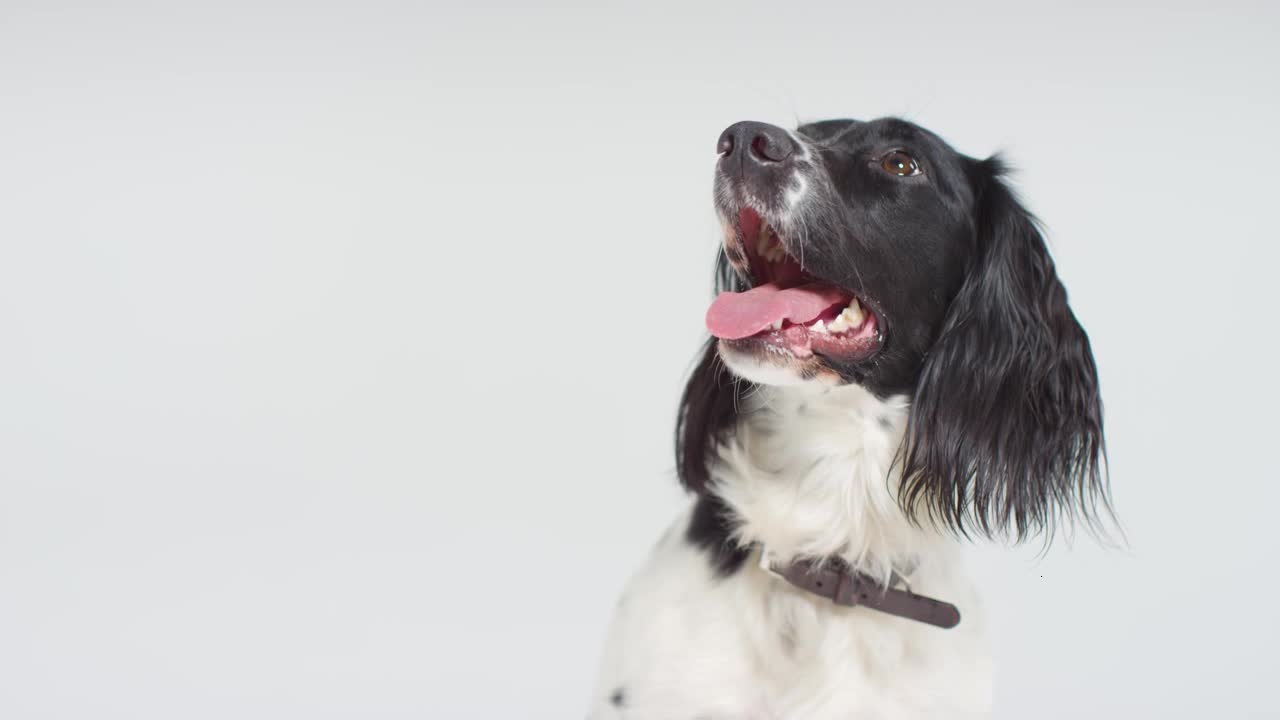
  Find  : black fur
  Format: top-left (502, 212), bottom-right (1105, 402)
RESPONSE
top-left (684, 494), bottom-right (751, 577)
top-left (675, 117), bottom-right (1111, 540)
top-left (898, 158), bottom-right (1109, 538)
top-left (674, 253), bottom-right (749, 497)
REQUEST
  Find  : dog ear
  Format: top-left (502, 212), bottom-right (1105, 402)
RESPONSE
top-left (675, 249), bottom-right (751, 493)
top-left (898, 157), bottom-right (1111, 540)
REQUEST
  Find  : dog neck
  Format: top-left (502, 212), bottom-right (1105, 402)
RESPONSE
top-left (710, 382), bottom-right (942, 582)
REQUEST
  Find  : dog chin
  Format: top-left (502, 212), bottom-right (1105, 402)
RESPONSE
top-left (717, 340), bottom-right (841, 388)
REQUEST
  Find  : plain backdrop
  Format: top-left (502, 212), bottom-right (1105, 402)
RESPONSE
top-left (2, 1), bottom-right (1278, 718)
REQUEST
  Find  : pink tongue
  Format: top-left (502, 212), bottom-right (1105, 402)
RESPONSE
top-left (706, 282), bottom-right (850, 340)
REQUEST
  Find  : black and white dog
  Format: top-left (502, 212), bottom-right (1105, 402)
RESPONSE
top-left (591, 118), bottom-right (1111, 719)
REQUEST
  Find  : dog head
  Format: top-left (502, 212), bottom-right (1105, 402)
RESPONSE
top-left (678, 117), bottom-right (1109, 539)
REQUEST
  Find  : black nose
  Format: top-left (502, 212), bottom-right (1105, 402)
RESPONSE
top-left (717, 121), bottom-right (796, 163)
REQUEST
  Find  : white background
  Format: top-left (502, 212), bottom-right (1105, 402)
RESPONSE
top-left (2, 1), bottom-right (1278, 717)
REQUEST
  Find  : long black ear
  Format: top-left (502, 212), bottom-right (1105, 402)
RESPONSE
top-left (899, 158), bottom-right (1111, 540)
top-left (675, 249), bottom-right (751, 493)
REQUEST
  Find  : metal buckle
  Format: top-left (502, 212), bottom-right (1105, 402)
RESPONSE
top-left (758, 545), bottom-right (784, 581)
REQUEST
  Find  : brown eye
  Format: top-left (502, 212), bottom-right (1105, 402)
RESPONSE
top-left (879, 150), bottom-right (921, 177)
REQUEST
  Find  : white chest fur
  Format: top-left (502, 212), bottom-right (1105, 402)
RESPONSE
top-left (714, 383), bottom-right (925, 580)
top-left (591, 384), bottom-right (993, 719)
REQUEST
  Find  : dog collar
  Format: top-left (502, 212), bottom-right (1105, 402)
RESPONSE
top-left (759, 548), bottom-right (961, 629)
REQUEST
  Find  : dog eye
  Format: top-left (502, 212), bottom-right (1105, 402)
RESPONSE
top-left (879, 151), bottom-right (921, 177)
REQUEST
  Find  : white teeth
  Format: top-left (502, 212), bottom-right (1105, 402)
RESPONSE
top-left (841, 299), bottom-right (865, 327)
top-left (772, 319), bottom-right (784, 330)
top-left (817, 299), bottom-right (867, 335)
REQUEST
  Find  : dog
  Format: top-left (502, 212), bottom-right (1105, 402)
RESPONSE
top-left (589, 117), bottom-right (1111, 719)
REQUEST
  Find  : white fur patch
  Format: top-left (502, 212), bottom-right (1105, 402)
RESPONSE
top-left (714, 383), bottom-right (922, 580)
top-left (591, 381), bottom-right (993, 718)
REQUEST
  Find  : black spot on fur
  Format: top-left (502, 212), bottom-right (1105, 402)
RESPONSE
top-left (686, 495), bottom-right (750, 577)
top-left (610, 688), bottom-right (626, 707)
top-left (878, 414), bottom-right (893, 430)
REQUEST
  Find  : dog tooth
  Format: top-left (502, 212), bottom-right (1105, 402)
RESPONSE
top-left (811, 320), bottom-right (828, 334)
top-left (772, 319), bottom-right (784, 330)
top-left (827, 315), bottom-right (849, 333)
top-left (841, 301), bottom-right (864, 327)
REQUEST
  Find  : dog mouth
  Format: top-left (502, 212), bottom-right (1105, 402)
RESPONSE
top-left (706, 208), bottom-right (882, 362)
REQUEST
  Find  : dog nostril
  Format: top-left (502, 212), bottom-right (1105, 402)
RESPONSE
top-left (751, 133), bottom-right (791, 162)
top-left (717, 132), bottom-right (734, 157)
